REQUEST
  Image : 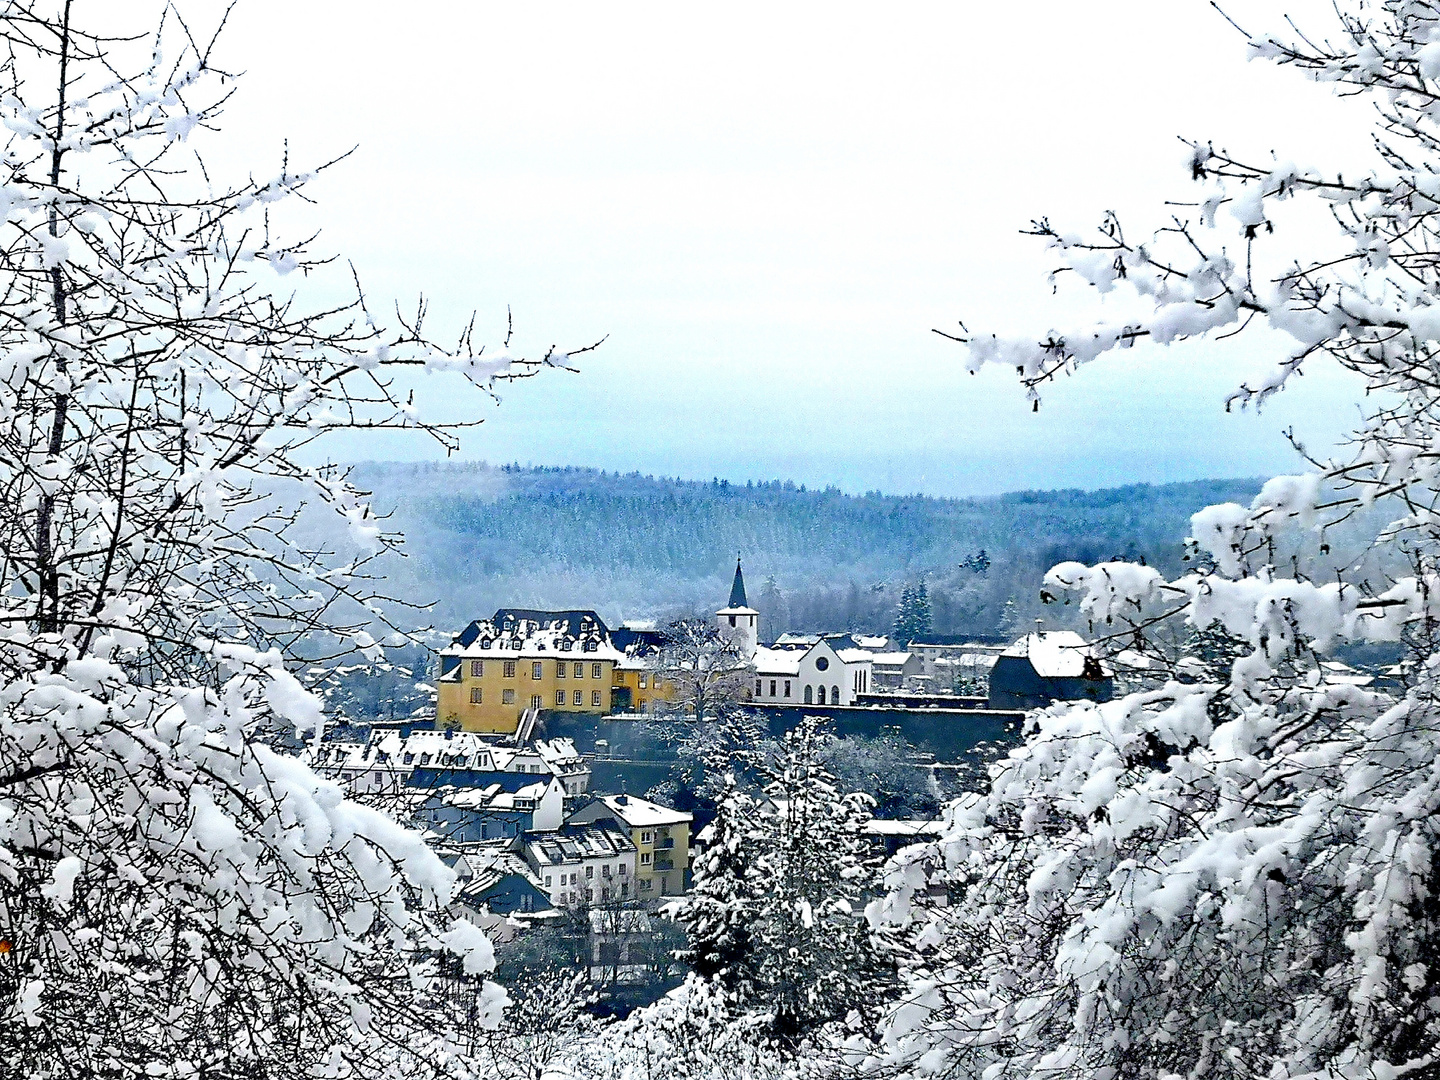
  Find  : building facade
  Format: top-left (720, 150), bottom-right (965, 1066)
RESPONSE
top-left (569, 793), bottom-right (692, 899)
top-left (437, 611), bottom-right (623, 733)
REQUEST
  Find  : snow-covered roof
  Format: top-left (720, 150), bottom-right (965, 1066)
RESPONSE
top-left (1001, 631), bottom-right (1104, 678)
top-left (753, 646), bottom-right (803, 676)
top-left (441, 621), bottom-right (626, 664)
top-left (835, 648), bottom-right (877, 665)
top-left (527, 823), bottom-right (635, 867)
top-left (852, 635), bottom-right (891, 650)
top-left (868, 652), bottom-right (916, 668)
top-left (591, 793), bottom-right (691, 828)
top-left (443, 778), bottom-right (557, 810)
top-left (862, 819), bottom-right (947, 838)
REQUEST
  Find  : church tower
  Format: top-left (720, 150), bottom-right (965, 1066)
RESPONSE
top-left (716, 558), bottom-right (759, 659)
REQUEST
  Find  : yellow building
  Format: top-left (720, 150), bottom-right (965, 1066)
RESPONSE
top-left (611, 656), bottom-right (675, 715)
top-left (437, 610), bottom-right (623, 734)
top-left (569, 794), bottom-right (692, 898)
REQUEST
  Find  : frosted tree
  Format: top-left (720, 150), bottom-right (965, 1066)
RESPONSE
top-left (679, 719), bottom-right (894, 1050)
top-left (866, 4), bottom-right (1440, 1079)
top-left (0, 4), bottom-right (588, 1077)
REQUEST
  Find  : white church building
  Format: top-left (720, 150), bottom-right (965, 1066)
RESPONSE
top-left (717, 559), bottom-right (872, 707)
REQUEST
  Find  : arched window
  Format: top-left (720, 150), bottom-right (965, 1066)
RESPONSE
top-left (832, 685), bottom-right (840, 703)
top-left (816, 685), bottom-right (826, 705)
top-left (804, 685), bottom-right (812, 703)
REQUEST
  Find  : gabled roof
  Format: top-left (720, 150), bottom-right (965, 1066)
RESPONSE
top-left (580, 793), bottom-right (692, 828)
top-left (1001, 631), bottom-right (1106, 679)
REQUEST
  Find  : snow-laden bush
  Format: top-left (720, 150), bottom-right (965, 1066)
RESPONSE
top-left (868, 4), bottom-right (1440, 1078)
top-left (0, 6), bottom-right (583, 1077)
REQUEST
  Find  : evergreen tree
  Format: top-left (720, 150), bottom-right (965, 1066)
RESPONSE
top-left (912, 580), bottom-right (933, 638)
top-left (677, 719), bottom-right (897, 1047)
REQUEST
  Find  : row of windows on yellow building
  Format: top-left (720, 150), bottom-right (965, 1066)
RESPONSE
top-left (438, 654), bottom-right (674, 734)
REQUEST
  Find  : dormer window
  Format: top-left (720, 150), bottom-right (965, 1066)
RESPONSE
top-left (419, 753), bottom-right (431, 766)
top-left (403, 753), bottom-right (414, 764)
top-left (481, 639), bottom-right (492, 650)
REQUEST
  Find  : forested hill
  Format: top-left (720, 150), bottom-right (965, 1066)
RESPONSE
top-left (348, 462), bottom-right (1265, 640)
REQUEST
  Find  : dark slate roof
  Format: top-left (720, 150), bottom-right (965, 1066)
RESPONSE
top-left (491, 609), bottom-right (610, 636)
top-left (728, 559), bottom-right (748, 608)
top-left (611, 627), bottom-right (666, 655)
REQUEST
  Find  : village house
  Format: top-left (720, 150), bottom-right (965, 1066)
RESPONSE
top-left (436, 610), bottom-right (625, 734)
top-left (568, 794), bottom-right (692, 899)
top-left (525, 822), bottom-right (638, 907)
top-left (987, 630), bottom-right (1114, 709)
top-left (306, 730), bottom-right (592, 796)
top-left (420, 774), bottom-right (567, 843)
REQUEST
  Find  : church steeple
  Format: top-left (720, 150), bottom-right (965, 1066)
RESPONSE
top-left (728, 558), bottom-right (748, 609)
top-left (717, 556), bottom-right (759, 659)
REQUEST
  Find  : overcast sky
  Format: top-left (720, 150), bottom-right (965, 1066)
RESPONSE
top-left (180, 0), bottom-right (1372, 496)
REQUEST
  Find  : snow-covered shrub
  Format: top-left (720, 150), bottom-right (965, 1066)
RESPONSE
top-left (0, 6), bottom-right (579, 1077)
top-left (869, 4), bottom-right (1440, 1078)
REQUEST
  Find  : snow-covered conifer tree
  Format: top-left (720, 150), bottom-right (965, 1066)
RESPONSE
top-left (679, 719), bottom-right (894, 1050)
top-left (0, 5), bottom-right (587, 1076)
top-left (867, 4), bottom-right (1440, 1078)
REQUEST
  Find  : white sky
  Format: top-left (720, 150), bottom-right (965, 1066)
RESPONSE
top-left (167, 0), bottom-right (1375, 496)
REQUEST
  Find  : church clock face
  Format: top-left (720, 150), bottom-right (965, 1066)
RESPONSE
top-left (815, 656), bottom-right (829, 671)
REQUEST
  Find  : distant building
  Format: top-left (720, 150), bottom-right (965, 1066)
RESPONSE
top-left (436, 610), bottom-right (624, 733)
top-left (751, 635), bottom-right (872, 706)
top-left (525, 822), bottom-right (638, 907)
top-left (568, 794), bottom-right (692, 899)
top-left (987, 631), bottom-right (1113, 710)
top-left (421, 773), bottom-right (567, 842)
top-left (449, 845), bottom-right (551, 917)
top-left (306, 730), bottom-right (591, 796)
top-left (716, 558), bottom-right (760, 659)
top-left (868, 651), bottom-right (925, 691)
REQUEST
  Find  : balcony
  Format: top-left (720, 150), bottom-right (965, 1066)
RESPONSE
top-left (658, 837), bottom-right (675, 850)
top-left (654, 858), bottom-right (675, 872)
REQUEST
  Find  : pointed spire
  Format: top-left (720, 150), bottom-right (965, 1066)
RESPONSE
top-left (728, 557), bottom-right (748, 608)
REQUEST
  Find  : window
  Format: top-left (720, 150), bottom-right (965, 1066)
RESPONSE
top-left (816, 656), bottom-right (830, 671)
top-left (586, 865), bottom-right (594, 879)
top-left (470, 660), bottom-right (483, 677)
top-left (531, 661), bottom-right (543, 680)
top-left (556, 690), bottom-right (567, 706)
top-left (804, 685), bottom-right (813, 703)
top-left (756, 678), bottom-right (762, 695)
top-left (591, 663), bottom-right (602, 679)
top-left (419, 753), bottom-right (431, 765)
top-left (531, 694), bottom-right (542, 710)
top-left (571, 872), bottom-right (578, 884)
top-left (502, 689), bottom-right (515, 705)
top-left (480, 639), bottom-right (492, 650)
top-left (556, 663), bottom-right (566, 679)
top-left (832, 684), bottom-right (840, 703)
top-left (769, 680), bottom-right (776, 697)
top-left (640, 878), bottom-right (652, 891)
top-left (728, 614), bottom-right (736, 626)
top-left (545, 875), bottom-right (552, 887)
top-left (573, 690), bottom-right (583, 706)
top-left (641, 831), bottom-right (652, 844)
top-left (403, 752), bottom-right (414, 764)
top-left (784, 680), bottom-right (791, 698)
top-left (621, 882), bottom-right (629, 897)
top-left (591, 690), bottom-right (602, 707)
top-left (587, 888), bottom-right (594, 902)
top-left (640, 851), bottom-right (652, 865)
top-left (618, 863), bottom-right (627, 876)
top-left (638, 674), bottom-right (647, 689)
top-left (602, 864), bottom-right (611, 877)
top-left (574, 662), bottom-right (584, 678)
top-left (602, 887), bottom-right (610, 901)
top-left (817, 685), bottom-right (826, 705)
top-left (470, 687), bottom-right (483, 704)
top-left (503, 661), bottom-right (516, 678)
